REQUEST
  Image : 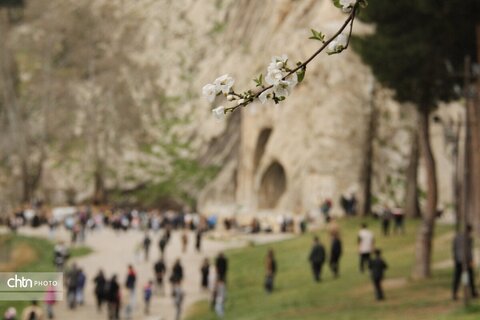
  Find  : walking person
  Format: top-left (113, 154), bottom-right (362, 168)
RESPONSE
top-left (200, 258), bottom-right (210, 290)
top-left (66, 264), bottom-right (79, 309)
top-left (93, 269), bottom-right (107, 312)
top-left (381, 206), bottom-right (392, 236)
top-left (53, 242), bottom-right (69, 272)
top-left (172, 284), bottom-right (184, 320)
top-left (214, 281), bottom-right (227, 318)
top-left (124, 265), bottom-right (136, 319)
top-left (358, 223), bottom-right (374, 273)
top-left (330, 233), bottom-right (342, 278)
top-left (309, 236), bottom-right (326, 282)
top-left (215, 252), bottom-right (228, 283)
top-left (143, 233), bottom-right (152, 261)
top-left (76, 268), bottom-right (86, 306)
top-left (170, 259), bottom-right (184, 289)
top-left (264, 249), bottom-right (277, 293)
top-left (369, 249), bottom-right (388, 301)
top-left (107, 275), bottom-right (120, 320)
top-left (44, 286), bottom-right (56, 319)
top-left (452, 225), bottom-right (478, 300)
top-left (320, 199), bottom-right (333, 222)
top-left (181, 230), bottom-right (189, 253)
top-left (195, 229), bottom-right (203, 252)
top-left (154, 258), bottom-right (166, 295)
top-left (158, 235), bottom-right (167, 258)
top-left (392, 208), bottom-right (405, 235)
top-left (143, 281), bottom-right (153, 315)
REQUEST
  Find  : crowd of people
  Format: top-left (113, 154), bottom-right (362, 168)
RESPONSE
top-left (262, 222), bottom-right (387, 301)
top-left (2, 197), bottom-right (475, 320)
top-left (2, 224), bottom-right (231, 320)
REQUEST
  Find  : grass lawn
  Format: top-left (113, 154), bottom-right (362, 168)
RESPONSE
top-left (186, 218), bottom-right (480, 320)
top-left (0, 233), bottom-right (92, 316)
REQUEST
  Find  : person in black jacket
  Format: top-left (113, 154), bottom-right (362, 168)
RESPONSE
top-left (170, 259), bottom-right (184, 285)
top-left (264, 249), bottom-right (277, 293)
top-left (215, 252), bottom-right (228, 283)
top-left (195, 229), bottom-right (203, 252)
top-left (154, 258), bottom-right (166, 295)
top-left (158, 235), bottom-right (167, 258)
top-left (200, 258), bottom-right (210, 290)
top-left (107, 275), bottom-right (120, 320)
top-left (93, 269), bottom-right (106, 312)
top-left (309, 236), bottom-right (326, 282)
top-left (330, 233), bottom-right (342, 278)
top-left (369, 249), bottom-right (388, 301)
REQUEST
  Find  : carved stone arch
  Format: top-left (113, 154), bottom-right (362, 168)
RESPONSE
top-left (258, 161), bottom-right (287, 209)
top-left (253, 128), bottom-right (273, 173)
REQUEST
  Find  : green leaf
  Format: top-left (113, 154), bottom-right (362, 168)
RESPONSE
top-left (253, 74), bottom-right (263, 87)
top-left (332, 0), bottom-right (342, 9)
top-left (309, 29), bottom-right (326, 42)
top-left (296, 66), bottom-right (306, 83)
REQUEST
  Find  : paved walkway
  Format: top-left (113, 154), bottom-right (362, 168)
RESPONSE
top-left (17, 226), bottom-right (293, 320)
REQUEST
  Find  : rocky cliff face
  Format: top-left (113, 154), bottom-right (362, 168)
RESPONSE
top-left (0, 0), bottom-right (456, 217)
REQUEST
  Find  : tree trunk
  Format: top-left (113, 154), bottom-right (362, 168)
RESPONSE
top-left (405, 126), bottom-right (421, 218)
top-left (412, 108), bottom-right (438, 279)
top-left (472, 25), bottom-right (480, 233)
top-left (361, 81), bottom-right (377, 216)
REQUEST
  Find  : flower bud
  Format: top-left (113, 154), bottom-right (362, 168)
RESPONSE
top-left (237, 99), bottom-right (245, 105)
top-left (227, 95), bottom-right (235, 101)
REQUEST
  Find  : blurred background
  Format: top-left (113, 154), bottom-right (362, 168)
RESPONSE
top-left (0, 0), bottom-right (479, 319)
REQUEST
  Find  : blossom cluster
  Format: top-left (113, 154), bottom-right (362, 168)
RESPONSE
top-left (203, 0), bottom-right (365, 120)
top-left (202, 74), bottom-right (235, 103)
top-left (260, 55), bottom-right (298, 104)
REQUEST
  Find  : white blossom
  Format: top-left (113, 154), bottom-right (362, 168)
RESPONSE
top-left (273, 73), bottom-right (298, 98)
top-left (336, 33), bottom-right (348, 47)
top-left (271, 54), bottom-right (288, 66)
top-left (259, 89), bottom-right (273, 104)
top-left (214, 74), bottom-right (235, 94)
top-left (273, 81), bottom-right (292, 98)
top-left (237, 99), bottom-right (245, 105)
top-left (285, 72), bottom-right (298, 88)
top-left (227, 95), bottom-right (235, 101)
top-left (326, 33), bottom-right (349, 54)
top-left (340, 0), bottom-right (356, 12)
top-left (212, 106), bottom-right (226, 120)
top-left (265, 67), bottom-right (284, 86)
top-left (202, 83), bottom-right (217, 102)
top-left (266, 55), bottom-right (289, 85)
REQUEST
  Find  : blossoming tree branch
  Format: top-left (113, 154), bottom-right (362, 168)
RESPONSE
top-left (202, 0), bottom-right (368, 119)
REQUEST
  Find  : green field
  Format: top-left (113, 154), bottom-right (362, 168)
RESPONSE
top-left (186, 218), bottom-right (480, 320)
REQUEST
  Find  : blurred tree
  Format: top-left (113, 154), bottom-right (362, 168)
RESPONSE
top-left (0, 0), bottom-right (23, 7)
top-left (0, 0), bottom-right (46, 204)
top-left (353, 0), bottom-right (479, 278)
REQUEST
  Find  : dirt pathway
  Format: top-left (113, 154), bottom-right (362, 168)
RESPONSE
top-left (18, 226), bottom-right (292, 320)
